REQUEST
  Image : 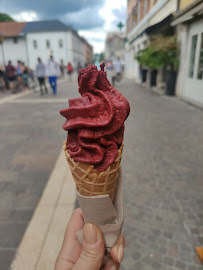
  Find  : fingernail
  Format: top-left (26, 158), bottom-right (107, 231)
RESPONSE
top-left (84, 223), bottom-right (97, 244)
top-left (110, 265), bottom-right (117, 270)
top-left (118, 244), bottom-right (124, 263)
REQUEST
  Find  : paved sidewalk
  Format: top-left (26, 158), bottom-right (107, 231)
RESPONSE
top-left (0, 77), bottom-right (77, 269)
top-left (0, 76), bottom-right (203, 269)
top-left (10, 149), bottom-right (75, 270)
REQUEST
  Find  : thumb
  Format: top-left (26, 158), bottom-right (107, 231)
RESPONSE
top-left (73, 223), bottom-right (105, 270)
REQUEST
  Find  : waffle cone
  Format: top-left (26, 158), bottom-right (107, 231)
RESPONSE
top-left (63, 142), bottom-right (123, 201)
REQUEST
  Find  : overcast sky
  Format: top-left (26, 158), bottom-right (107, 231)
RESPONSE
top-left (1, 0), bottom-right (126, 53)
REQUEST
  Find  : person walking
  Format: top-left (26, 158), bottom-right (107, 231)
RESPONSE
top-left (36, 58), bottom-right (48, 96)
top-left (113, 57), bottom-right (123, 84)
top-left (46, 56), bottom-right (61, 95)
top-left (60, 60), bottom-right (65, 78)
top-left (76, 62), bottom-right (83, 75)
top-left (16, 60), bottom-right (23, 89)
top-left (6, 60), bottom-right (16, 93)
top-left (67, 62), bottom-right (73, 82)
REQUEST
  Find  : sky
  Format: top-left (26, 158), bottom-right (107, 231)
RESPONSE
top-left (1, 0), bottom-right (127, 53)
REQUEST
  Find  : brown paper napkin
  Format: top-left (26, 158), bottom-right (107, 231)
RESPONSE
top-left (76, 169), bottom-right (123, 253)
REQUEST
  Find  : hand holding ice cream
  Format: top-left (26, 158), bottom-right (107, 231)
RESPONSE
top-left (60, 64), bottom-right (130, 257)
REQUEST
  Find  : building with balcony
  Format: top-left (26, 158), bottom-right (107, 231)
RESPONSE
top-left (172, 0), bottom-right (203, 106)
top-left (104, 32), bottom-right (126, 61)
top-left (125, 0), bottom-right (177, 83)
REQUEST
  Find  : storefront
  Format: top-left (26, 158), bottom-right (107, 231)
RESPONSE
top-left (183, 19), bottom-right (203, 105)
top-left (172, 0), bottom-right (203, 107)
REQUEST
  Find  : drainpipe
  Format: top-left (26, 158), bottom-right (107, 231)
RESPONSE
top-left (177, 0), bottom-right (180, 11)
top-left (0, 38), bottom-right (6, 66)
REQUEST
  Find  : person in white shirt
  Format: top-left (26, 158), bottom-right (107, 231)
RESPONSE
top-left (36, 58), bottom-right (48, 96)
top-left (46, 56), bottom-right (61, 95)
top-left (113, 57), bottom-right (123, 84)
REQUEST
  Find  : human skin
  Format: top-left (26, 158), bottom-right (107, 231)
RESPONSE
top-left (54, 208), bottom-right (125, 270)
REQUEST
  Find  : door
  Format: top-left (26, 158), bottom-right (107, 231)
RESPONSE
top-left (184, 19), bottom-right (203, 105)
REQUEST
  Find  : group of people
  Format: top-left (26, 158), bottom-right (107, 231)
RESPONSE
top-left (0, 60), bottom-right (35, 93)
top-left (0, 57), bottom-right (118, 97)
top-left (36, 58), bottom-right (87, 95)
top-left (36, 56), bottom-right (61, 96)
top-left (0, 56), bottom-right (84, 96)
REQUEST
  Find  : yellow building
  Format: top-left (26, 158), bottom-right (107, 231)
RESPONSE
top-left (179, 0), bottom-right (196, 10)
top-left (172, 0), bottom-right (203, 106)
top-left (125, 0), bottom-right (177, 82)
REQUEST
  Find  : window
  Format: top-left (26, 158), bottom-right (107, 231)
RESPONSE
top-left (59, 39), bottom-right (63, 48)
top-left (137, 0), bottom-right (141, 22)
top-left (197, 33), bottom-right (203, 80)
top-left (13, 37), bottom-right (18, 44)
top-left (33, 40), bottom-right (37, 49)
top-left (46, 40), bottom-right (50, 49)
top-left (144, 0), bottom-right (148, 15)
top-left (188, 35), bottom-right (197, 78)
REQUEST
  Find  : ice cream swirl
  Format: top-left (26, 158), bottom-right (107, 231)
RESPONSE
top-left (60, 64), bottom-right (130, 171)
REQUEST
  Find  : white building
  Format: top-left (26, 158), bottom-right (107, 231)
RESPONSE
top-left (172, 0), bottom-right (203, 107)
top-left (0, 20), bottom-right (85, 70)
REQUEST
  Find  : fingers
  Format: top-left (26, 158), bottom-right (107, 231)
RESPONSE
top-left (110, 234), bottom-right (125, 264)
top-left (103, 259), bottom-right (120, 270)
top-left (73, 223), bottom-right (105, 270)
top-left (55, 208), bottom-right (85, 270)
top-left (103, 234), bottom-right (125, 270)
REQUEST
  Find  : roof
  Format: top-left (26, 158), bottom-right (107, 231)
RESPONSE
top-left (21, 20), bottom-right (72, 33)
top-left (0, 20), bottom-right (91, 46)
top-left (0, 22), bottom-right (26, 37)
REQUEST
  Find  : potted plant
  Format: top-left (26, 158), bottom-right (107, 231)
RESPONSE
top-left (135, 35), bottom-right (179, 95)
top-left (136, 47), bottom-right (158, 86)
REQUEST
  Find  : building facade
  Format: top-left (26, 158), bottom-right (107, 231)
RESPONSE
top-left (172, 0), bottom-right (203, 106)
top-left (104, 32), bottom-right (125, 60)
top-left (83, 39), bottom-right (93, 65)
top-left (0, 20), bottom-right (89, 70)
top-left (125, 0), bottom-right (177, 80)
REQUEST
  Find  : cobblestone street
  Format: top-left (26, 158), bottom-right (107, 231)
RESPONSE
top-left (119, 79), bottom-right (203, 269)
top-left (0, 76), bottom-right (202, 269)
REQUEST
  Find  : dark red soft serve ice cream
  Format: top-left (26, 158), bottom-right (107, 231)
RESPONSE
top-left (60, 64), bottom-right (130, 172)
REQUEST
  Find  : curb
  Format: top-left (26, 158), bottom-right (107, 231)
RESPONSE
top-left (10, 149), bottom-right (76, 270)
top-left (0, 78), bottom-right (67, 105)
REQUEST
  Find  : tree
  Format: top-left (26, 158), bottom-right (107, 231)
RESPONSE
top-left (99, 52), bottom-right (104, 62)
top-left (0, 13), bottom-right (15, 22)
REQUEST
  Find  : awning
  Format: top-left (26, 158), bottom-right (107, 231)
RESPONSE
top-left (145, 14), bottom-right (173, 34)
top-left (129, 14), bottom-right (173, 45)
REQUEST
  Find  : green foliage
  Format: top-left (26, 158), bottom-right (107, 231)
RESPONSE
top-left (0, 13), bottom-right (15, 22)
top-left (99, 52), bottom-right (104, 62)
top-left (135, 35), bottom-right (179, 70)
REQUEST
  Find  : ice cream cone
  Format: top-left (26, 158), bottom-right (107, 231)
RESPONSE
top-left (63, 141), bottom-right (123, 201)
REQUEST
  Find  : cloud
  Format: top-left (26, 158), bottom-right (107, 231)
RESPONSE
top-left (1, 0), bottom-right (105, 29)
top-left (61, 7), bottom-right (105, 30)
top-left (1, 0), bottom-right (127, 53)
top-left (112, 6), bottom-right (127, 23)
top-left (12, 11), bottom-right (39, 22)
